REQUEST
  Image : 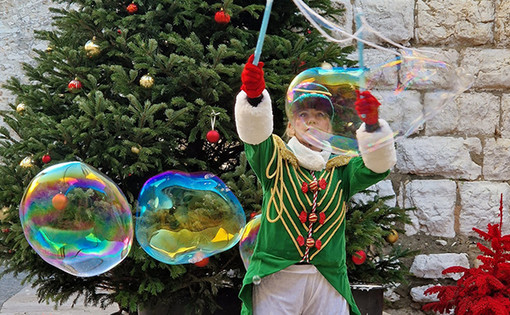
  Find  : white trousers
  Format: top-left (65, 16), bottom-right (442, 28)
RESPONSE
top-left (253, 265), bottom-right (350, 315)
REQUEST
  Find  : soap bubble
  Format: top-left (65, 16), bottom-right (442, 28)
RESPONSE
top-left (286, 51), bottom-right (473, 155)
top-left (252, 275), bottom-right (261, 285)
top-left (239, 214), bottom-right (261, 270)
top-left (19, 162), bottom-right (133, 277)
top-left (136, 171), bottom-right (246, 265)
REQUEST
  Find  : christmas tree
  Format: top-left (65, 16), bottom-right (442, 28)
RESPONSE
top-left (0, 0), bottom-right (354, 313)
top-left (346, 192), bottom-right (416, 285)
top-left (423, 194), bottom-right (510, 315)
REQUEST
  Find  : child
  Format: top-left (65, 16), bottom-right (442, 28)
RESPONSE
top-left (235, 55), bottom-right (396, 315)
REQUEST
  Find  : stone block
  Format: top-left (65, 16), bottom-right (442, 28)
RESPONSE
top-left (354, 0), bottom-right (414, 45)
top-left (410, 253), bottom-right (469, 280)
top-left (459, 182), bottom-right (510, 236)
top-left (396, 137), bottom-right (481, 180)
top-left (410, 285), bottom-right (439, 303)
top-left (425, 92), bottom-right (499, 137)
top-left (401, 180), bottom-right (456, 237)
top-left (495, 1), bottom-right (510, 47)
top-left (416, 0), bottom-right (494, 46)
top-left (483, 138), bottom-right (510, 181)
top-left (462, 48), bottom-right (510, 89)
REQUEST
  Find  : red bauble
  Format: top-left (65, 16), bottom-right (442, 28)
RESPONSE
top-left (206, 130), bottom-right (220, 143)
top-left (127, 3), bottom-right (138, 14)
top-left (68, 79), bottom-right (82, 93)
top-left (42, 154), bottom-right (51, 164)
top-left (214, 10), bottom-right (231, 24)
top-left (52, 193), bottom-right (68, 210)
top-left (352, 250), bottom-right (367, 265)
top-left (194, 257), bottom-right (209, 267)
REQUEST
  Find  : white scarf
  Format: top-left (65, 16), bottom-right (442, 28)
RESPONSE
top-left (287, 137), bottom-right (331, 171)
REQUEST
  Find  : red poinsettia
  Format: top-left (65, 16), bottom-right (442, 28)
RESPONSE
top-left (423, 194), bottom-right (510, 315)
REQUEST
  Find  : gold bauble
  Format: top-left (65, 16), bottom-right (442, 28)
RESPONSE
top-left (84, 38), bottom-right (101, 58)
top-left (140, 74), bottom-right (155, 88)
top-left (16, 103), bottom-right (26, 113)
top-left (386, 229), bottom-right (399, 244)
top-left (131, 146), bottom-right (140, 154)
top-left (20, 156), bottom-right (34, 168)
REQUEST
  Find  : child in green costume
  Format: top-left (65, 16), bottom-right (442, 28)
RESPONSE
top-left (235, 55), bottom-right (396, 315)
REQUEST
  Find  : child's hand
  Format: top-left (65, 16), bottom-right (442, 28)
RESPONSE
top-left (355, 90), bottom-right (380, 129)
top-left (241, 54), bottom-right (265, 98)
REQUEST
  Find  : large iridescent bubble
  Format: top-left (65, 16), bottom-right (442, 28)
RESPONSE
top-left (286, 50), bottom-right (473, 155)
top-left (285, 0), bottom-right (474, 156)
top-left (136, 171), bottom-right (245, 265)
top-left (19, 162), bottom-right (133, 277)
top-left (239, 214), bottom-right (261, 270)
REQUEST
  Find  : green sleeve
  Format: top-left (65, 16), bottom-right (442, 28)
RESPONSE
top-left (342, 156), bottom-right (390, 199)
top-left (243, 136), bottom-right (277, 191)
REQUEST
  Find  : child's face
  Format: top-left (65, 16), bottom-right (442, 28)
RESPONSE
top-left (287, 108), bottom-right (333, 151)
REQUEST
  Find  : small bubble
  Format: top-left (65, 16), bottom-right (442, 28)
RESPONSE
top-left (252, 275), bottom-right (261, 285)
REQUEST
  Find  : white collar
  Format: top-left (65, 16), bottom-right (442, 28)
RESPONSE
top-left (287, 137), bottom-right (331, 171)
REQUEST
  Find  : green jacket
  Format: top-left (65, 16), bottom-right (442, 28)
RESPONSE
top-left (239, 135), bottom-right (389, 315)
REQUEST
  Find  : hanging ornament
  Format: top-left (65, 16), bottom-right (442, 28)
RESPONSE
top-left (20, 156), bottom-right (34, 168)
top-left (206, 110), bottom-right (221, 143)
top-left (84, 37), bottom-right (101, 58)
top-left (352, 250), bottom-right (367, 265)
top-left (214, 9), bottom-right (231, 25)
top-left (68, 78), bottom-right (82, 93)
top-left (386, 229), bottom-right (399, 244)
top-left (139, 74), bottom-right (154, 89)
top-left (131, 146), bottom-right (140, 154)
top-left (52, 193), bottom-right (68, 211)
top-left (42, 154), bottom-right (51, 164)
top-left (126, 3), bottom-right (138, 14)
top-left (16, 103), bottom-right (26, 113)
top-left (194, 257), bottom-right (209, 267)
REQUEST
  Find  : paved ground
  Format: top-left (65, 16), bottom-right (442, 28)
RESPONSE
top-left (0, 270), bottom-right (397, 315)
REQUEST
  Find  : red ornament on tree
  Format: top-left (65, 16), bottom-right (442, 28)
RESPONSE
top-left (126, 3), bottom-right (138, 14)
top-left (42, 154), bottom-right (51, 164)
top-left (68, 79), bottom-right (82, 93)
top-left (206, 130), bottom-right (220, 143)
top-left (352, 250), bottom-right (367, 265)
top-left (214, 9), bottom-right (231, 24)
top-left (52, 193), bottom-right (68, 210)
top-left (194, 257), bottom-right (209, 267)
top-left (206, 110), bottom-right (221, 143)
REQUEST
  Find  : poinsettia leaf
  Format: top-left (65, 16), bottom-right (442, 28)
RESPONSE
top-left (477, 243), bottom-right (495, 256)
top-left (443, 266), bottom-right (468, 275)
top-left (473, 227), bottom-right (492, 241)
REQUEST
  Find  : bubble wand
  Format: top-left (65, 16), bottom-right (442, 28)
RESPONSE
top-left (253, 0), bottom-right (274, 65)
top-left (355, 10), bottom-right (365, 91)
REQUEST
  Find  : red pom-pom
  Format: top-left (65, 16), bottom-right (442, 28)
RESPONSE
top-left (315, 239), bottom-right (322, 249)
top-left (194, 257), bottom-right (209, 267)
top-left (297, 235), bottom-right (305, 246)
top-left (214, 9), bottom-right (231, 24)
top-left (319, 212), bottom-right (326, 225)
top-left (42, 154), bottom-right (51, 164)
top-left (299, 211), bottom-right (308, 223)
top-left (301, 182), bottom-right (308, 194)
top-left (319, 178), bottom-right (327, 190)
top-left (352, 250), bottom-right (367, 265)
top-left (206, 130), bottom-right (220, 143)
top-left (127, 3), bottom-right (138, 14)
top-left (52, 193), bottom-right (68, 210)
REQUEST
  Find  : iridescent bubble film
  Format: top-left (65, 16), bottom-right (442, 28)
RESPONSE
top-left (136, 171), bottom-right (245, 265)
top-left (19, 162), bottom-right (133, 277)
top-left (286, 52), bottom-right (473, 156)
top-left (239, 214), bottom-right (261, 270)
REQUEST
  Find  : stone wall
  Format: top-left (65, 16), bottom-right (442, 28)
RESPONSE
top-left (1, 0), bottom-right (509, 313)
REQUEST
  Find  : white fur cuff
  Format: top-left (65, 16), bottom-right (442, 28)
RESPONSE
top-left (356, 119), bottom-right (397, 173)
top-left (235, 89), bottom-right (273, 145)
